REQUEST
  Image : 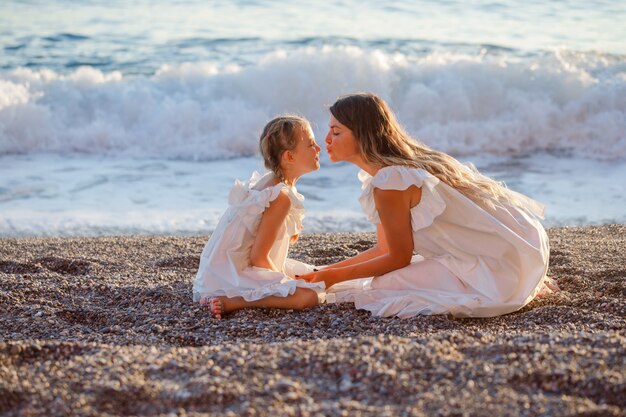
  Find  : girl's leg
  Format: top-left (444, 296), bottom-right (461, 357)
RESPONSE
top-left (201, 288), bottom-right (319, 319)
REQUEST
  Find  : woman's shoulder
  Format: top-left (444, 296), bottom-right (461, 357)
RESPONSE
top-left (360, 165), bottom-right (438, 191)
top-left (358, 165), bottom-right (447, 229)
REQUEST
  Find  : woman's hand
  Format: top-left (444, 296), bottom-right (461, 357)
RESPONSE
top-left (297, 268), bottom-right (340, 288)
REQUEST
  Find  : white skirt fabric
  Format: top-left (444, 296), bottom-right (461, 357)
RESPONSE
top-left (193, 171), bottom-right (325, 303)
top-left (327, 166), bottom-right (551, 318)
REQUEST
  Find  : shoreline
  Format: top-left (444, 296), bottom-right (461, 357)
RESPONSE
top-left (1, 225), bottom-right (624, 416)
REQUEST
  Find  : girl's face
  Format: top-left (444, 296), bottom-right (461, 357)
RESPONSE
top-left (325, 115), bottom-right (360, 163)
top-left (290, 125), bottom-right (321, 174)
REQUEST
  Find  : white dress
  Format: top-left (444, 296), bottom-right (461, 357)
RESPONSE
top-left (193, 171), bottom-right (325, 303)
top-left (326, 166), bottom-right (550, 318)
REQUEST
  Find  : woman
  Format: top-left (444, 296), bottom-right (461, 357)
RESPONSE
top-left (300, 92), bottom-right (555, 318)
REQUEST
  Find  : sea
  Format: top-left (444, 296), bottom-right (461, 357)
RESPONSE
top-left (1, 0), bottom-right (625, 236)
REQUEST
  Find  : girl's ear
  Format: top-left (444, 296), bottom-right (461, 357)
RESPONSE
top-left (282, 150), bottom-right (295, 164)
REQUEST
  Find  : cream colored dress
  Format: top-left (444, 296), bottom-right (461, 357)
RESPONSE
top-left (326, 166), bottom-right (550, 318)
top-left (193, 171), bottom-right (324, 303)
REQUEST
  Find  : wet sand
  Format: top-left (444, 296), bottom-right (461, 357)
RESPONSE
top-left (0, 225), bottom-right (624, 416)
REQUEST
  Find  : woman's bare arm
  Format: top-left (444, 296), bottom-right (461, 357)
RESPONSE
top-left (301, 187), bottom-right (419, 286)
top-left (319, 223), bottom-right (388, 269)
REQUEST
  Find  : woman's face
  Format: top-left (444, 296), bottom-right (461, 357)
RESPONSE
top-left (325, 115), bottom-right (360, 163)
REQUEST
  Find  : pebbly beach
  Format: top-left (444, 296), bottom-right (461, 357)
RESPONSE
top-left (0, 225), bottom-right (624, 417)
top-left (3, 1), bottom-right (626, 416)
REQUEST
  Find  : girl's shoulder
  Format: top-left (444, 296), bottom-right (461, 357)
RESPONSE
top-left (228, 171), bottom-right (279, 206)
top-left (228, 171), bottom-right (304, 208)
top-left (269, 188), bottom-right (293, 209)
top-left (280, 184), bottom-right (305, 209)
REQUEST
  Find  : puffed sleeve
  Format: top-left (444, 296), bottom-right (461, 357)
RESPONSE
top-left (226, 172), bottom-right (284, 234)
top-left (358, 166), bottom-right (446, 230)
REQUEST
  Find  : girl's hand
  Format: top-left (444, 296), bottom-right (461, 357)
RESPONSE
top-left (297, 268), bottom-right (339, 288)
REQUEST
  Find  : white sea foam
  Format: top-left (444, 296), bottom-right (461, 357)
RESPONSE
top-left (1, 46), bottom-right (624, 160)
top-left (1, 153), bottom-right (625, 237)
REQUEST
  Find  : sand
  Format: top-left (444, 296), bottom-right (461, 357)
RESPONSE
top-left (0, 225), bottom-right (624, 417)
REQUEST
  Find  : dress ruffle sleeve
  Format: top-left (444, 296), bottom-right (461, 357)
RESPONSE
top-left (226, 171), bottom-right (306, 236)
top-left (226, 171), bottom-right (285, 234)
top-left (358, 166), bottom-right (446, 231)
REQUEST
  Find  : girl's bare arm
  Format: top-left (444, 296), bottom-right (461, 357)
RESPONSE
top-left (249, 191), bottom-right (291, 271)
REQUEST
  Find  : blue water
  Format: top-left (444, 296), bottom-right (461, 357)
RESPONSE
top-left (3, 0), bottom-right (625, 75)
top-left (1, 0), bottom-right (625, 236)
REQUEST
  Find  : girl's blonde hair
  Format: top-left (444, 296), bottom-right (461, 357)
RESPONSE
top-left (330, 93), bottom-right (541, 214)
top-left (259, 115), bottom-right (310, 180)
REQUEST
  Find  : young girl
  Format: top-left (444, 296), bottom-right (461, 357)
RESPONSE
top-left (193, 115), bottom-right (324, 319)
top-left (300, 93), bottom-right (556, 318)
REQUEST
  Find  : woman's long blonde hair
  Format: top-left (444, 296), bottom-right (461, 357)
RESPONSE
top-left (330, 92), bottom-right (540, 214)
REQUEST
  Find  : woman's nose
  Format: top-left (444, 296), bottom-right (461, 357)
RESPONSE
top-left (325, 131), bottom-right (332, 144)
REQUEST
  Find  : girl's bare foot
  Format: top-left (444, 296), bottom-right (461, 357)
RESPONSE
top-left (199, 290), bottom-right (316, 318)
top-left (199, 296), bottom-right (226, 320)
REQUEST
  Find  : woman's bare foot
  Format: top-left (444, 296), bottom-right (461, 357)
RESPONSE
top-left (545, 277), bottom-right (560, 292)
top-left (536, 277), bottom-right (560, 298)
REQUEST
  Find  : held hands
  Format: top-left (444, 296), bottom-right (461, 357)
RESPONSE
top-left (296, 268), bottom-right (340, 288)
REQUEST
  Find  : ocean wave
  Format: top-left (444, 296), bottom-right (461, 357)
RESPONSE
top-left (1, 46), bottom-right (624, 160)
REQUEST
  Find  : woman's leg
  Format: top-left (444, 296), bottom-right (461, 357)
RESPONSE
top-left (372, 257), bottom-right (468, 293)
top-left (202, 288), bottom-right (319, 318)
